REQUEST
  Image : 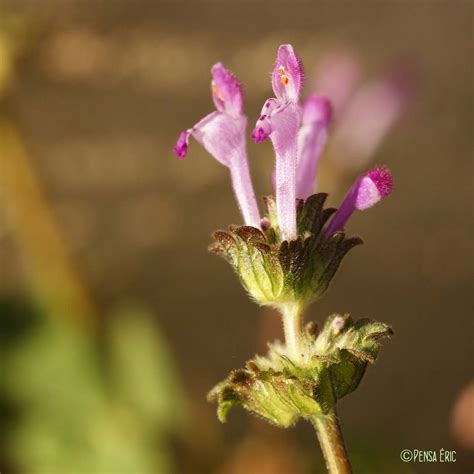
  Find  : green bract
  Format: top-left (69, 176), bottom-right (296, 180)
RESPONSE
top-left (209, 193), bottom-right (362, 309)
top-left (208, 315), bottom-right (393, 427)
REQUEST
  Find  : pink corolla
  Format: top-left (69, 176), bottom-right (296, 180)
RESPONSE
top-left (251, 44), bottom-right (303, 241)
top-left (325, 166), bottom-right (393, 237)
top-left (174, 63), bottom-right (261, 229)
top-left (296, 95), bottom-right (332, 199)
top-left (255, 47), bottom-right (333, 235)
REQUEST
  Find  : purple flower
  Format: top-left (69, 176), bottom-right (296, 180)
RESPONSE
top-left (325, 166), bottom-right (393, 236)
top-left (174, 63), bottom-right (261, 228)
top-left (296, 95), bottom-right (332, 199)
top-left (251, 45), bottom-right (303, 241)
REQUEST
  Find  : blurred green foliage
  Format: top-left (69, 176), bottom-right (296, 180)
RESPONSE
top-left (1, 300), bottom-right (184, 474)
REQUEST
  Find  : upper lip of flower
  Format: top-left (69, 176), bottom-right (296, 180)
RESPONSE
top-left (271, 44), bottom-right (304, 104)
top-left (210, 62), bottom-right (244, 118)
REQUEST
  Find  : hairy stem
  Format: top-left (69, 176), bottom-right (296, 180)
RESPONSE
top-left (311, 409), bottom-right (352, 474)
top-left (281, 303), bottom-right (303, 361)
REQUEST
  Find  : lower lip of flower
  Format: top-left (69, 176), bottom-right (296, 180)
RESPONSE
top-left (251, 127), bottom-right (268, 144)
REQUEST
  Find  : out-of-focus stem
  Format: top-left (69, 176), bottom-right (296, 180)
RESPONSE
top-left (311, 409), bottom-right (352, 474)
top-left (0, 118), bottom-right (96, 327)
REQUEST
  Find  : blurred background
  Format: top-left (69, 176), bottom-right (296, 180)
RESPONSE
top-left (0, 1), bottom-right (472, 473)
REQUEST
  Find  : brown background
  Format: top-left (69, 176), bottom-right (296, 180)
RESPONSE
top-left (1, 1), bottom-right (473, 473)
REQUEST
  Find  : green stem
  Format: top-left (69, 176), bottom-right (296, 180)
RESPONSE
top-left (311, 409), bottom-right (352, 474)
top-left (281, 303), bottom-right (303, 361)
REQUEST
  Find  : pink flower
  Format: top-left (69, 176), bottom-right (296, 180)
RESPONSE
top-left (325, 167), bottom-right (393, 236)
top-left (251, 45), bottom-right (303, 241)
top-left (174, 63), bottom-right (261, 228)
top-left (331, 71), bottom-right (413, 170)
top-left (312, 50), bottom-right (417, 171)
top-left (296, 95), bottom-right (332, 199)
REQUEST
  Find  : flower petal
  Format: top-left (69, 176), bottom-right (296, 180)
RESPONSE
top-left (270, 103), bottom-right (301, 241)
top-left (253, 97), bottom-right (301, 240)
top-left (251, 99), bottom-right (278, 144)
top-left (271, 44), bottom-right (303, 103)
top-left (195, 112), bottom-right (261, 227)
top-left (188, 111), bottom-right (247, 166)
top-left (229, 149), bottom-right (262, 228)
top-left (174, 130), bottom-right (190, 159)
top-left (211, 63), bottom-right (244, 118)
top-left (296, 95), bottom-right (332, 199)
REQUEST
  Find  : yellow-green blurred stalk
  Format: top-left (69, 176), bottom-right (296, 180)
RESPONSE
top-left (1, 119), bottom-right (97, 326)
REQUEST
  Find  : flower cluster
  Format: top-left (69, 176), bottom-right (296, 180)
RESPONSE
top-left (175, 44), bottom-right (393, 310)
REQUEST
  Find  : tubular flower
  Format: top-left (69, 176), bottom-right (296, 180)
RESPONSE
top-left (174, 63), bottom-right (261, 228)
top-left (312, 50), bottom-right (417, 171)
top-left (251, 44), bottom-right (303, 241)
top-left (330, 74), bottom-right (411, 170)
top-left (325, 166), bottom-right (393, 236)
top-left (296, 95), bottom-right (332, 199)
